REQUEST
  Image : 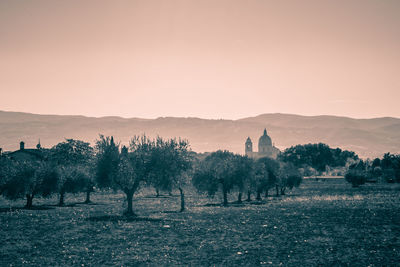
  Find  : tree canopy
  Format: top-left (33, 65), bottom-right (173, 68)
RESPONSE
top-left (50, 139), bottom-right (95, 206)
top-left (192, 151), bottom-right (253, 206)
top-left (279, 143), bottom-right (358, 172)
top-left (1, 160), bottom-right (58, 208)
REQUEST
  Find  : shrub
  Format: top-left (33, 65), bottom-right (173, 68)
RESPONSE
top-left (345, 169), bottom-right (367, 187)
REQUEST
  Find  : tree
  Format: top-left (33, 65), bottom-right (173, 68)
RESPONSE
top-left (0, 156), bottom-right (15, 196)
top-left (95, 135), bottom-right (120, 189)
top-left (117, 136), bottom-right (155, 215)
top-left (1, 160), bottom-right (58, 208)
top-left (277, 163), bottom-right (303, 195)
top-left (345, 169), bottom-right (367, 187)
top-left (192, 150), bottom-right (238, 206)
top-left (95, 135), bottom-right (158, 216)
top-left (279, 143), bottom-right (358, 173)
top-left (150, 137), bottom-right (193, 212)
top-left (252, 161), bottom-right (267, 201)
top-left (257, 157), bottom-right (280, 198)
top-left (249, 158), bottom-right (279, 201)
top-left (345, 160), bottom-right (368, 187)
top-left (83, 165), bottom-right (95, 203)
top-left (371, 158), bottom-right (381, 168)
top-left (232, 155), bottom-right (254, 204)
top-left (380, 153), bottom-right (400, 183)
top-left (50, 139), bottom-right (94, 205)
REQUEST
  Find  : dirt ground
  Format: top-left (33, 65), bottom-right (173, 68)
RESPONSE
top-left (1, 179), bottom-right (399, 266)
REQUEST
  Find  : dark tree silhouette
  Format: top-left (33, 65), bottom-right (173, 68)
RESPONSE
top-left (95, 135), bottom-right (158, 216)
top-left (277, 162), bottom-right (303, 195)
top-left (192, 150), bottom-right (240, 206)
top-left (279, 143), bottom-right (358, 173)
top-left (257, 157), bottom-right (280, 198)
top-left (50, 139), bottom-right (94, 205)
top-left (150, 137), bottom-right (193, 212)
top-left (345, 160), bottom-right (368, 187)
top-left (1, 160), bottom-right (58, 208)
top-left (0, 156), bottom-right (15, 196)
top-left (95, 135), bottom-right (120, 189)
top-left (115, 136), bottom-right (155, 216)
top-left (382, 153), bottom-right (400, 182)
top-left (231, 155), bottom-right (254, 203)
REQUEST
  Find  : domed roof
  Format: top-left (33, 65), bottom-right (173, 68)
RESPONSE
top-left (245, 137), bottom-right (252, 143)
top-left (258, 129), bottom-right (272, 147)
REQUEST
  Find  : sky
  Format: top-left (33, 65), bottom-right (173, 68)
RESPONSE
top-left (0, 0), bottom-right (399, 119)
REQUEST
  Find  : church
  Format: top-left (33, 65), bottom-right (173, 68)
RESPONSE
top-left (0, 141), bottom-right (45, 161)
top-left (245, 129), bottom-right (280, 159)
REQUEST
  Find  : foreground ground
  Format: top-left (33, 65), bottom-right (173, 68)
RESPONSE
top-left (1, 179), bottom-right (399, 266)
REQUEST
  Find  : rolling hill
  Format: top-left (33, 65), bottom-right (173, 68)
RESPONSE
top-left (1, 110), bottom-right (399, 158)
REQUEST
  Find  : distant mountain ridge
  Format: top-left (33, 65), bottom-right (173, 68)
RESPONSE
top-left (1, 110), bottom-right (399, 159)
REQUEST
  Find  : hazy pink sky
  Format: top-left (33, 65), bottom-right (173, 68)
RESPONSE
top-left (1, 0), bottom-right (399, 119)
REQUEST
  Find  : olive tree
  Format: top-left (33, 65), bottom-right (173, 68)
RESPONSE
top-left (252, 161), bottom-right (268, 201)
top-left (150, 137), bottom-right (193, 212)
top-left (94, 135), bottom-right (147, 215)
top-left (1, 160), bottom-right (58, 208)
top-left (96, 135), bottom-right (155, 216)
top-left (0, 156), bottom-right (15, 196)
top-left (114, 136), bottom-right (155, 216)
top-left (50, 139), bottom-right (94, 206)
top-left (277, 162), bottom-right (303, 195)
top-left (192, 150), bottom-right (238, 206)
top-left (231, 155), bottom-right (254, 204)
top-left (251, 157), bottom-right (280, 200)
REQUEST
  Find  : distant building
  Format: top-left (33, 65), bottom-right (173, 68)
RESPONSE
top-left (2, 140), bottom-right (46, 161)
top-left (245, 129), bottom-right (280, 159)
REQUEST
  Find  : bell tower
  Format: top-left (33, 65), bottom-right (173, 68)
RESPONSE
top-left (245, 137), bottom-right (253, 156)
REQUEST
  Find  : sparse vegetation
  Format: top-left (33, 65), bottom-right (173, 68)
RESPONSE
top-left (192, 151), bottom-right (260, 206)
top-left (344, 153), bottom-right (400, 187)
top-left (95, 135), bottom-right (192, 215)
top-left (1, 179), bottom-right (399, 266)
top-left (1, 134), bottom-right (399, 265)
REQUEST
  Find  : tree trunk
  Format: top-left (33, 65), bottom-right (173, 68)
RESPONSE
top-left (223, 189), bottom-right (228, 206)
top-left (280, 187), bottom-right (286, 195)
top-left (125, 191), bottom-right (135, 216)
top-left (246, 190), bottom-right (251, 202)
top-left (265, 189), bottom-right (269, 198)
top-left (275, 185), bottom-right (280, 196)
top-left (84, 190), bottom-right (91, 204)
top-left (25, 194), bottom-right (33, 208)
top-left (179, 187), bottom-right (185, 212)
top-left (237, 192), bottom-right (242, 204)
top-left (156, 188), bottom-right (160, 197)
top-left (59, 191), bottom-right (65, 206)
top-left (256, 191), bottom-right (261, 201)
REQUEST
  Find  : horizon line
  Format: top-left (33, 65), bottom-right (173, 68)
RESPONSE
top-left (1, 109), bottom-right (399, 121)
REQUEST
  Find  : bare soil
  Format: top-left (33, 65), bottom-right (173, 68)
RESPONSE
top-left (1, 180), bottom-right (399, 266)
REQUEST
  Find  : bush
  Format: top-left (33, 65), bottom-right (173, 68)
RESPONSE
top-left (345, 169), bottom-right (367, 187)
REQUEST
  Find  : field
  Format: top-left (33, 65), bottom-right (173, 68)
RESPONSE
top-left (1, 179), bottom-right (399, 266)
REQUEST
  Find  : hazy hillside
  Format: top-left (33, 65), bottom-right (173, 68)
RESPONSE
top-left (1, 111), bottom-right (399, 158)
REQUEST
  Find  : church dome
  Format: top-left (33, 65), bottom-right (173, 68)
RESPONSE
top-left (258, 128), bottom-right (272, 148)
